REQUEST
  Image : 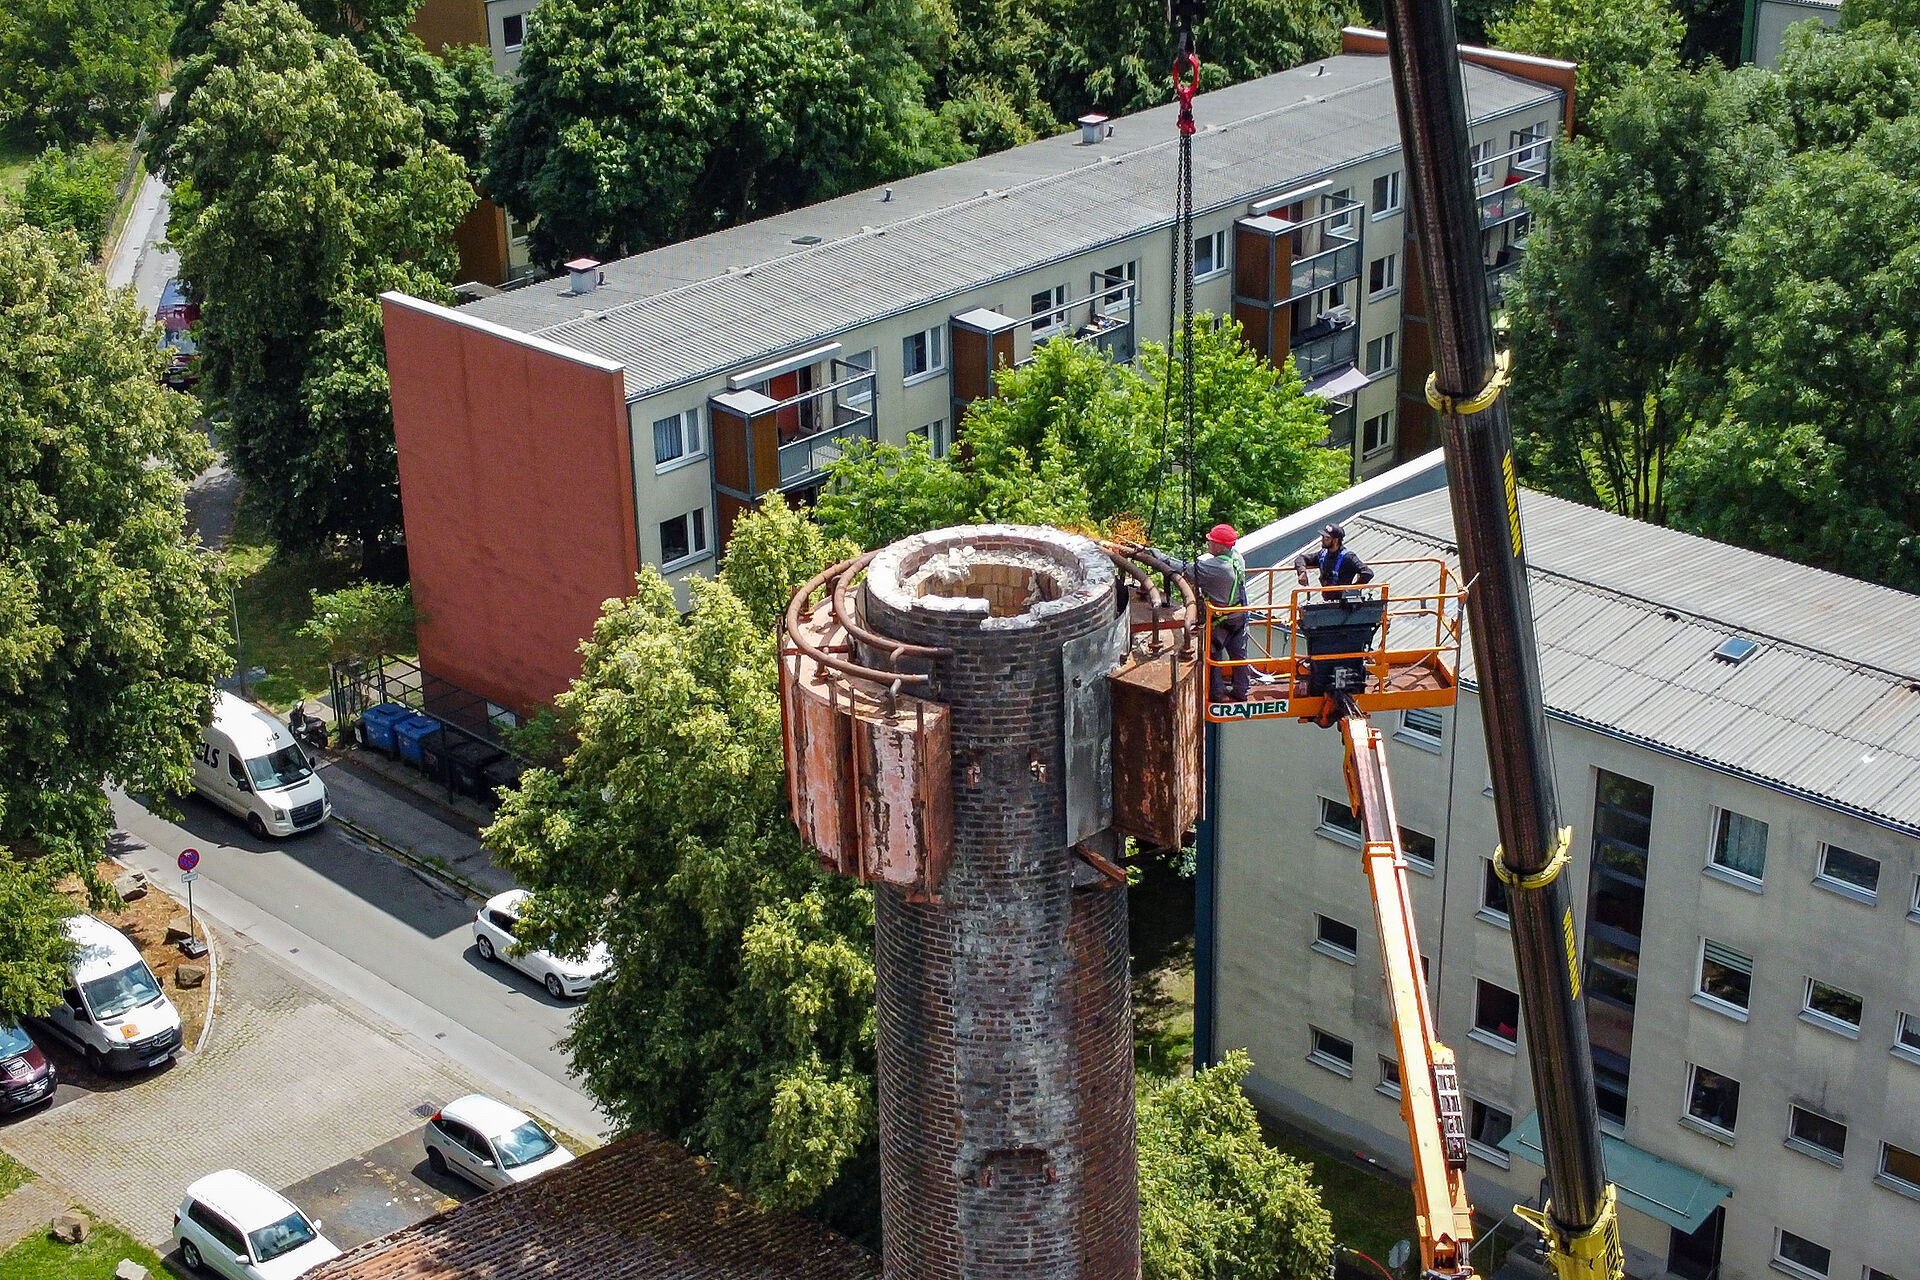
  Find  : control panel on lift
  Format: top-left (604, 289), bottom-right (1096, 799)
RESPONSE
top-left (1200, 558), bottom-right (1466, 723)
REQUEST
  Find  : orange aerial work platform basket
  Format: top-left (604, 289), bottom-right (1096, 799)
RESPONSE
top-left (1202, 557), bottom-right (1467, 723)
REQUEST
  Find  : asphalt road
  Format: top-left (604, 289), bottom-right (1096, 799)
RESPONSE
top-left (107, 788), bottom-right (601, 1139)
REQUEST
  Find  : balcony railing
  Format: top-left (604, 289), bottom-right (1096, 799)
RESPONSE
top-left (1284, 236), bottom-right (1362, 303)
top-left (1289, 321), bottom-right (1360, 381)
top-left (1486, 258), bottom-right (1522, 308)
top-left (1323, 401), bottom-right (1356, 450)
top-left (778, 404), bottom-right (875, 485)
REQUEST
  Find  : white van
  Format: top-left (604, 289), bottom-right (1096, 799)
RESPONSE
top-left (35, 914), bottom-right (183, 1074)
top-left (192, 692), bottom-right (331, 839)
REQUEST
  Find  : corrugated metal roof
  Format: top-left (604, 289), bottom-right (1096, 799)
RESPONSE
top-left (1349, 488), bottom-right (1920, 835)
top-left (455, 55), bottom-right (1557, 400)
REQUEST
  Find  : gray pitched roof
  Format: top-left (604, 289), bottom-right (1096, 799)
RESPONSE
top-left (1350, 488), bottom-right (1920, 835)
top-left (457, 55), bottom-right (1558, 400)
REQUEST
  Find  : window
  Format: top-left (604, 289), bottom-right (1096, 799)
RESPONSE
top-left (909, 420), bottom-right (949, 458)
top-left (187, 1202), bottom-right (249, 1257)
top-left (901, 326), bottom-right (945, 381)
top-left (1685, 1064), bottom-right (1740, 1136)
top-left (1816, 844), bottom-right (1880, 901)
top-left (501, 12), bottom-right (524, 49)
top-left (1368, 254), bottom-right (1398, 296)
top-left (1899, 1011), bottom-right (1920, 1059)
top-left (652, 407), bottom-right (703, 468)
top-left (1194, 230), bottom-right (1228, 278)
top-left (1377, 1056), bottom-right (1402, 1096)
top-left (1371, 171), bottom-right (1402, 216)
top-left (1308, 1027), bottom-right (1354, 1075)
top-left (1314, 914), bottom-right (1359, 960)
top-left (1401, 707), bottom-right (1443, 745)
top-left (1695, 940), bottom-right (1752, 1015)
top-left (1030, 285), bottom-right (1068, 333)
top-left (1399, 825), bottom-right (1436, 869)
top-left (1774, 1230), bottom-right (1831, 1278)
top-left (1361, 411), bottom-right (1394, 458)
top-left (1481, 859), bottom-right (1510, 921)
top-left (228, 753), bottom-right (247, 785)
top-left (1709, 809), bottom-right (1768, 883)
top-left (1329, 188), bottom-right (1354, 232)
top-left (1513, 123), bottom-right (1549, 170)
top-left (1473, 980), bottom-right (1520, 1047)
top-left (1804, 978), bottom-right (1863, 1034)
top-left (1865, 1270), bottom-right (1903, 1280)
top-left (1468, 1099), bottom-right (1513, 1164)
top-left (1470, 140), bottom-right (1493, 184)
top-left (1787, 1106), bottom-right (1848, 1164)
top-left (659, 508), bottom-right (708, 567)
top-left (844, 349), bottom-right (874, 404)
top-left (1881, 1142), bottom-right (1920, 1193)
top-left (1365, 333), bottom-right (1397, 375)
top-left (1317, 796), bottom-right (1362, 842)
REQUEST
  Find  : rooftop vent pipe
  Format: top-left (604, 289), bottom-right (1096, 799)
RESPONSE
top-left (565, 257), bottom-right (602, 294)
top-left (1078, 113), bottom-right (1109, 144)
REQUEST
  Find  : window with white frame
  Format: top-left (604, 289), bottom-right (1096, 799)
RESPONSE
top-left (1401, 706), bottom-right (1443, 745)
top-left (1372, 171), bottom-right (1402, 217)
top-left (652, 407), bottom-right (703, 468)
top-left (844, 349), bottom-right (874, 404)
top-left (1365, 333), bottom-right (1397, 375)
top-left (1099, 260), bottom-right (1138, 309)
top-left (1377, 1055), bottom-right (1402, 1096)
top-left (1473, 980), bottom-right (1520, 1046)
top-left (902, 326), bottom-right (945, 381)
top-left (1362, 410), bottom-right (1394, 458)
top-left (909, 419), bottom-right (949, 458)
top-left (1787, 1105), bottom-right (1848, 1164)
top-left (1368, 253), bottom-right (1398, 296)
top-left (1773, 1231), bottom-right (1831, 1279)
top-left (502, 12), bottom-right (525, 49)
top-left (1803, 977), bottom-right (1863, 1034)
top-left (1816, 843), bottom-right (1881, 901)
top-left (1308, 1027), bottom-right (1354, 1075)
top-left (1695, 940), bottom-right (1752, 1015)
top-left (1481, 859), bottom-right (1510, 921)
top-left (1030, 284), bottom-right (1068, 333)
top-left (1194, 230), bottom-right (1228, 278)
top-left (1880, 1141), bottom-right (1920, 1194)
top-left (1470, 140), bottom-right (1494, 184)
top-left (1709, 808), bottom-right (1768, 883)
top-left (1317, 796), bottom-right (1363, 842)
top-left (1685, 1064), bottom-right (1740, 1136)
top-left (1329, 188), bottom-right (1355, 232)
top-left (1865, 1269), bottom-right (1903, 1280)
top-left (658, 508), bottom-right (708, 567)
top-left (1314, 914), bottom-right (1359, 960)
top-left (1467, 1099), bottom-right (1513, 1163)
top-left (1900, 1010), bottom-right (1920, 1059)
top-left (1400, 825), bottom-right (1436, 869)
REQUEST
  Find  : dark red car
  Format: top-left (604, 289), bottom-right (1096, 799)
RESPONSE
top-left (157, 277), bottom-right (201, 392)
top-left (0, 1021), bottom-right (55, 1114)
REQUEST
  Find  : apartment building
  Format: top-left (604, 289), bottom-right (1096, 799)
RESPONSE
top-left (1211, 482), bottom-right (1920, 1280)
top-left (379, 30), bottom-right (1570, 715)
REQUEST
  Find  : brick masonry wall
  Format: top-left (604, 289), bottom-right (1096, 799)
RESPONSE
top-left (863, 529), bottom-right (1138, 1280)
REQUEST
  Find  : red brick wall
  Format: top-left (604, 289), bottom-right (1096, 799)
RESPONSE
top-left (381, 294), bottom-right (638, 716)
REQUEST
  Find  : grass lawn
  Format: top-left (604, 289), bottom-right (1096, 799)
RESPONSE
top-left (227, 494), bottom-right (379, 711)
top-left (0, 1220), bottom-right (169, 1280)
top-left (0, 133), bottom-right (35, 195)
top-left (1261, 1122), bottom-right (1419, 1260)
top-left (0, 1151), bottom-right (31, 1201)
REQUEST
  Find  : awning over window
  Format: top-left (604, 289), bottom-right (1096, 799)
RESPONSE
top-left (1302, 364), bottom-right (1371, 400)
top-left (1500, 1113), bottom-right (1731, 1234)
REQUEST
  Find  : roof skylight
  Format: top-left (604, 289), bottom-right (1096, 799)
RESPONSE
top-left (1712, 636), bottom-right (1758, 664)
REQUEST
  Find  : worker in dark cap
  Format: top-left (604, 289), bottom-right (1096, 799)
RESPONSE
top-left (1131, 523), bottom-right (1251, 702)
top-left (1294, 523), bottom-right (1374, 599)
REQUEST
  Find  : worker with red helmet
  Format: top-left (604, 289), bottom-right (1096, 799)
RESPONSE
top-left (1132, 522), bottom-right (1251, 702)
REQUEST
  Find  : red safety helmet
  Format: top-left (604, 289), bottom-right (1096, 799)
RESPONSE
top-left (1207, 523), bottom-right (1238, 548)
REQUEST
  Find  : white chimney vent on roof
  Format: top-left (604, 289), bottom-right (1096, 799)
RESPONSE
top-left (565, 257), bottom-right (602, 294)
top-left (1078, 113), bottom-right (1109, 145)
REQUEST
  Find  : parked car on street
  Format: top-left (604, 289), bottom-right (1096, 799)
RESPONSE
top-left (191, 691), bottom-right (331, 839)
top-left (30, 914), bottom-right (182, 1075)
top-left (423, 1094), bottom-right (574, 1191)
top-left (0, 1021), bottom-right (55, 1113)
top-left (173, 1169), bottom-right (340, 1279)
top-left (157, 277), bottom-right (201, 391)
top-left (471, 888), bottom-right (608, 999)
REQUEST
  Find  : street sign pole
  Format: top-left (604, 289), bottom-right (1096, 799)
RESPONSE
top-left (177, 848), bottom-right (203, 955)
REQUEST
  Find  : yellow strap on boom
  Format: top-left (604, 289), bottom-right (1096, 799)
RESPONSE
top-left (1493, 825), bottom-right (1572, 891)
top-left (1426, 349), bottom-right (1512, 417)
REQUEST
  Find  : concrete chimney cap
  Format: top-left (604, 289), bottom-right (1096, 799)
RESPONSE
top-left (563, 257), bottom-right (600, 271)
top-left (864, 524), bottom-right (1114, 631)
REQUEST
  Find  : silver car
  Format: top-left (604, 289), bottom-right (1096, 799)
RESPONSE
top-left (423, 1093), bottom-right (575, 1191)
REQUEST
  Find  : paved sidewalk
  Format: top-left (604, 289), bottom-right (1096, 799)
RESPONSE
top-left (0, 1179), bottom-right (69, 1249)
top-left (320, 757), bottom-right (517, 897)
top-left (0, 936), bottom-right (488, 1248)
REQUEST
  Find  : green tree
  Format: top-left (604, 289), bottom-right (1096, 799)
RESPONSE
top-left (713, 499), bottom-right (858, 633)
top-left (485, 0), bottom-right (884, 264)
top-left (1769, 22), bottom-right (1920, 153)
top-left (0, 224), bottom-right (230, 1014)
top-left (0, 0), bottom-right (172, 145)
top-left (1506, 65), bottom-right (1781, 520)
top-left (1670, 116), bottom-right (1920, 589)
top-left (154, 0), bottom-right (472, 563)
top-left (298, 581), bottom-right (417, 664)
top-left (484, 503), bottom-right (878, 1228)
top-left (1487, 0), bottom-right (1684, 124)
top-left (17, 144), bottom-right (119, 256)
top-left (1138, 1052), bottom-right (1336, 1280)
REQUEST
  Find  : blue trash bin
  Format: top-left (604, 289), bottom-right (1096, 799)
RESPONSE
top-left (394, 714), bottom-right (442, 766)
top-left (361, 702), bottom-right (409, 752)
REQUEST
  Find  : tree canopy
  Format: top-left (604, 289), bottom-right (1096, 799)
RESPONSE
top-left (1487, 0), bottom-right (1684, 124)
top-left (0, 0), bottom-right (172, 145)
top-left (0, 224), bottom-right (230, 1015)
top-left (154, 0), bottom-right (472, 563)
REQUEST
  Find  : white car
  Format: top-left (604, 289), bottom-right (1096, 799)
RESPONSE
top-left (471, 888), bottom-right (608, 999)
top-left (423, 1093), bottom-right (575, 1191)
top-left (174, 1169), bottom-right (341, 1279)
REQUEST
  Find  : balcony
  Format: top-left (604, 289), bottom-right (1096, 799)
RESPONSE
top-left (1289, 318), bottom-right (1359, 381)
top-left (1284, 233), bottom-right (1361, 304)
top-left (778, 404), bottom-right (875, 485)
top-left (1477, 139), bottom-right (1549, 229)
top-left (1486, 258), bottom-right (1522, 309)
